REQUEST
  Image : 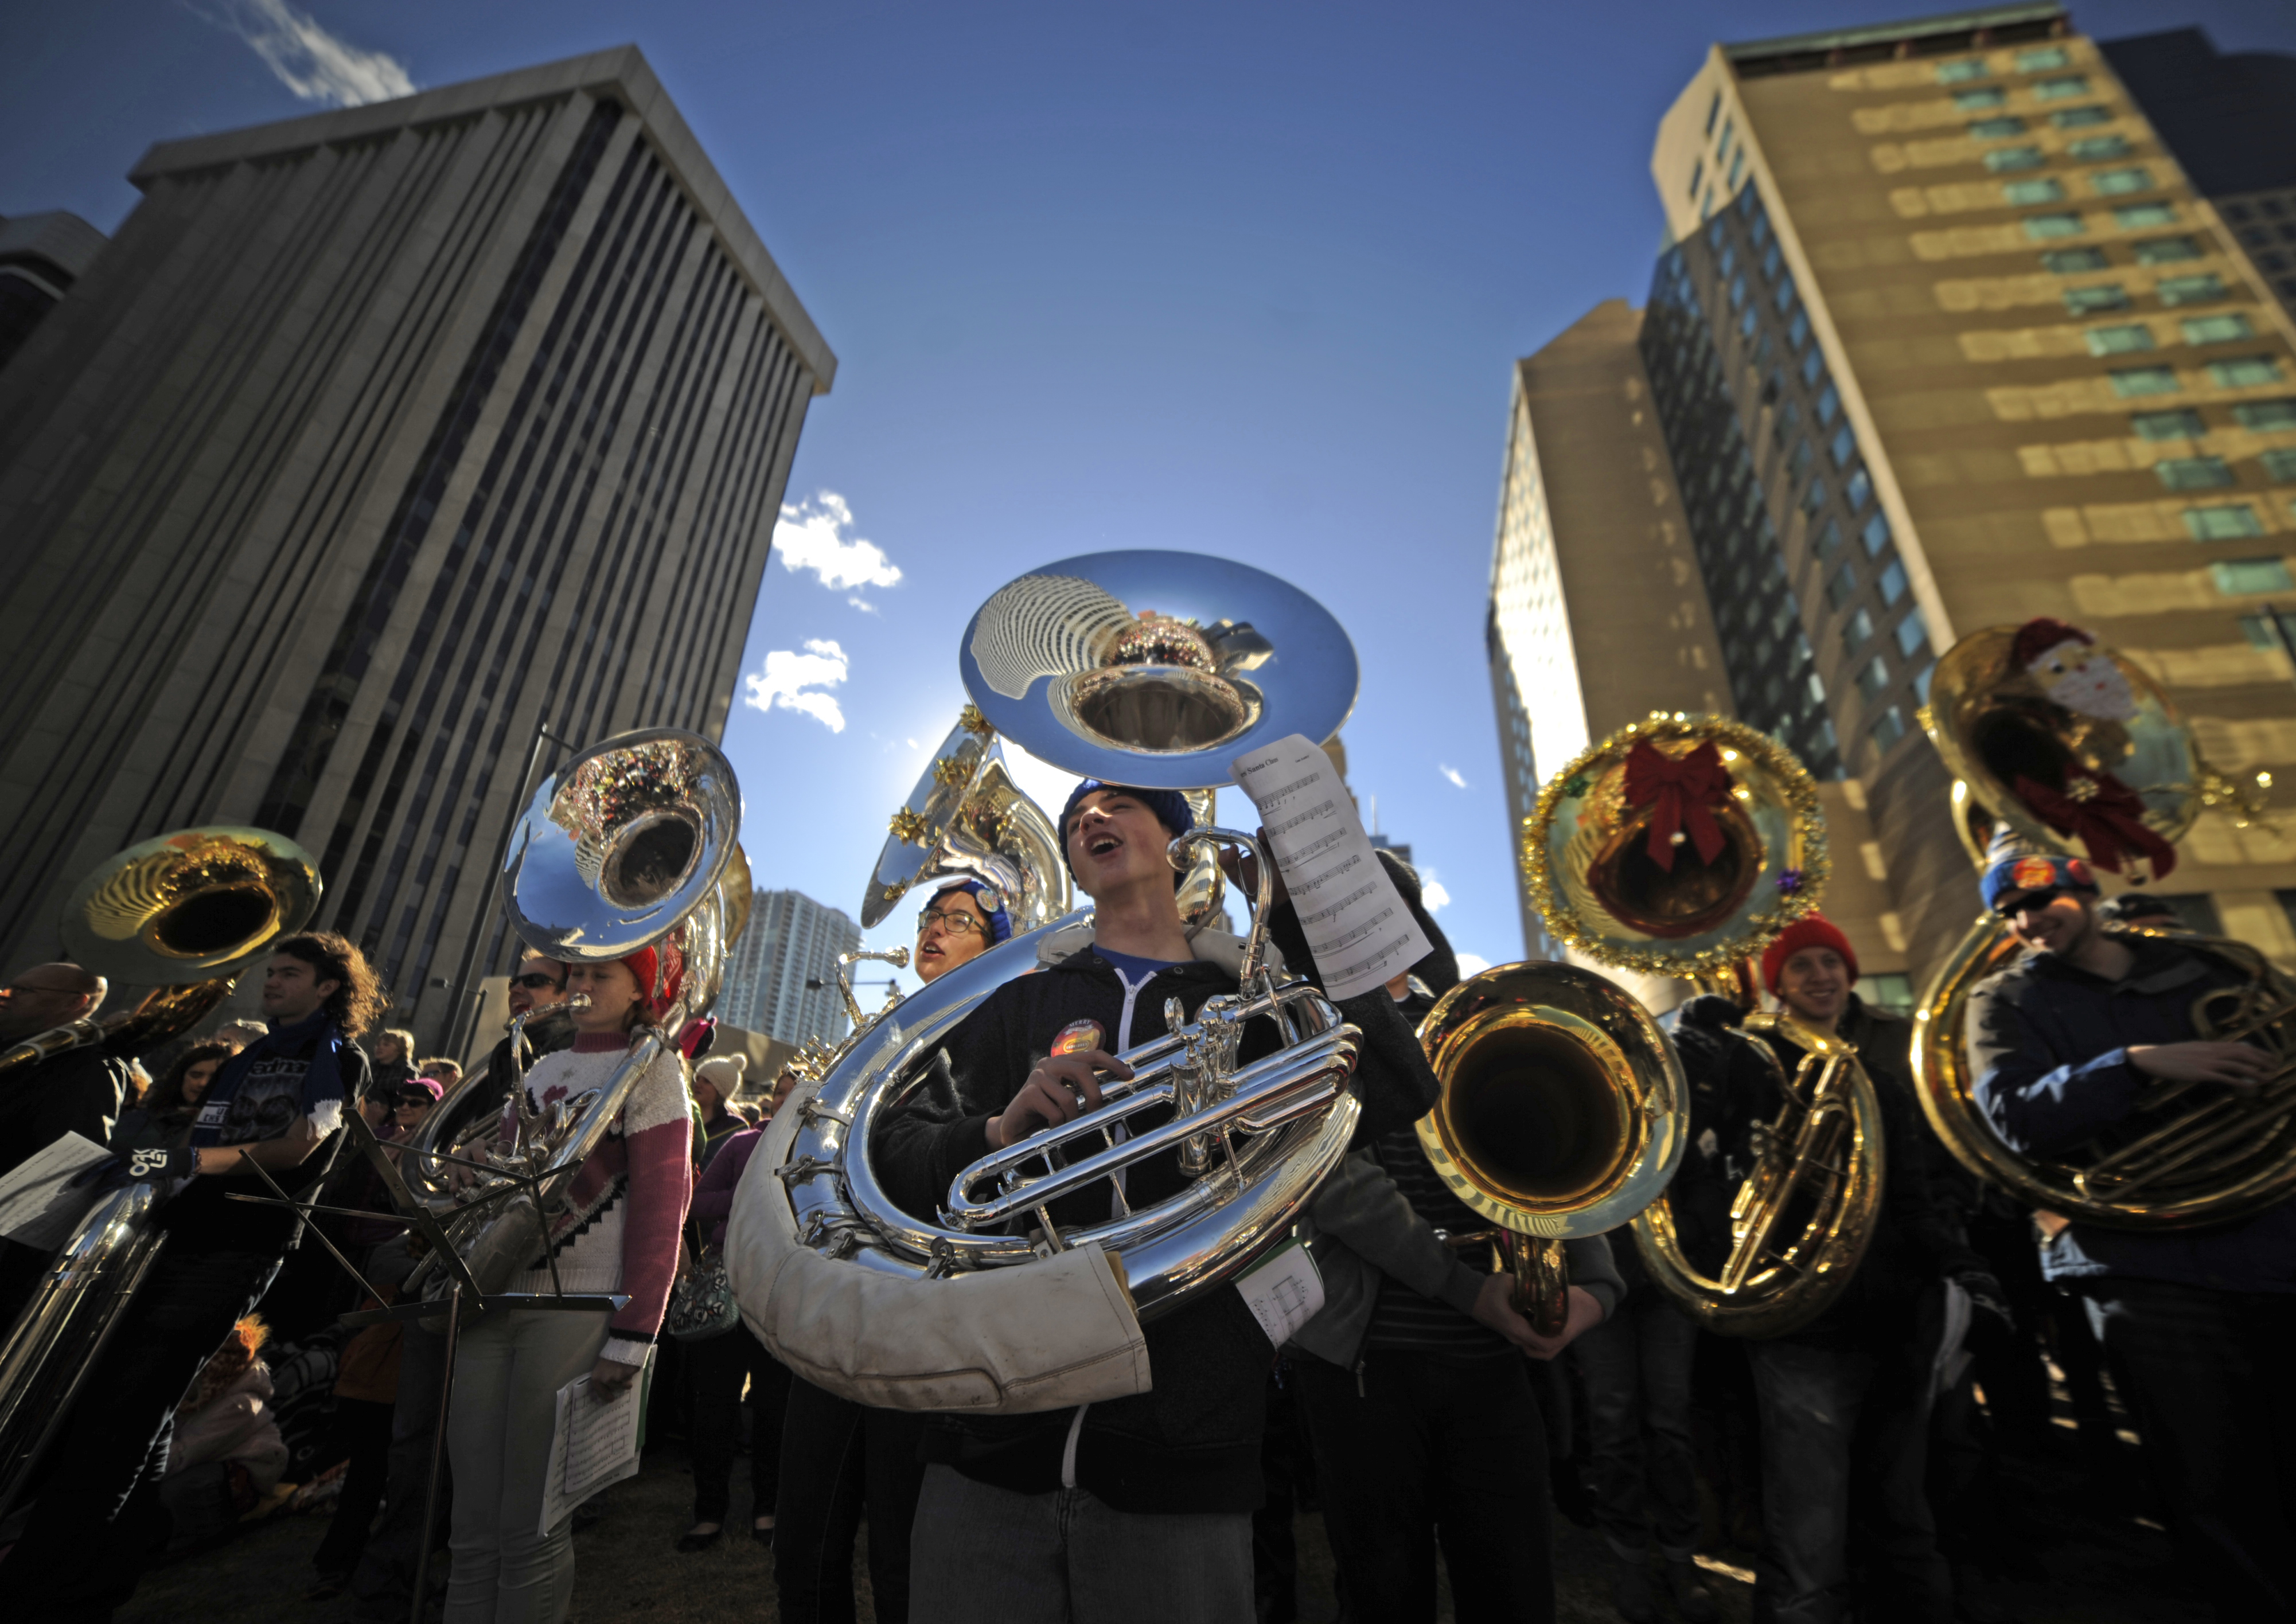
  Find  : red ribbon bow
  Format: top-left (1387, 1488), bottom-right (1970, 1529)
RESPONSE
top-left (1623, 739), bottom-right (1733, 872)
top-left (2012, 771), bottom-right (2178, 883)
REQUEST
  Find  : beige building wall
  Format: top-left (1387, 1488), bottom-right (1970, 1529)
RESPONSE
top-left (1648, 15), bottom-right (2296, 978)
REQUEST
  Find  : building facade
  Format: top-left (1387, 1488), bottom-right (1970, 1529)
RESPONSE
top-left (1490, 6), bottom-right (2296, 993)
top-left (716, 889), bottom-right (863, 1049)
top-left (0, 213), bottom-right (106, 374)
top-left (0, 49), bottom-right (833, 1043)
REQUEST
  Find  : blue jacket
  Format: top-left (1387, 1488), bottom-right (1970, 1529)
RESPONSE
top-left (1967, 935), bottom-right (2296, 1294)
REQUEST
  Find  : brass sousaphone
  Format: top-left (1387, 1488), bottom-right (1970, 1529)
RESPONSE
top-left (1525, 713), bottom-right (1886, 1338)
top-left (1913, 624), bottom-right (2296, 1227)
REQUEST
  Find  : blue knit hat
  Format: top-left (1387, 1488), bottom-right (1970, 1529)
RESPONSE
top-left (1058, 780), bottom-right (1196, 881)
top-left (928, 878), bottom-right (1012, 944)
top-left (1978, 827), bottom-right (2099, 914)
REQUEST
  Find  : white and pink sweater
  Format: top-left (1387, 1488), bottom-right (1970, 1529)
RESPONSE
top-left (509, 1034), bottom-right (694, 1365)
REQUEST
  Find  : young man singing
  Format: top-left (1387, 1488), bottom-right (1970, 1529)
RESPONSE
top-left (875, 780), bottom-right (1441, 1624)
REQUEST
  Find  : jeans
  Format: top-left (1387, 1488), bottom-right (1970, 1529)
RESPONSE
top-left (1574, 1288), bottom-right (1701, 1559)
top-left (684, 1323), bottom-right (789, 1524)
top-left (443, 1307), bottom-right (610, 1624)
top-left (775, 1377), bottom-right (928, 1624)
top-left (2083, 1279), bottom-right (2296, 1622)
top-left (349, 1314), bottom-right (449, 1621)
top-left (1295, 1349), bottom-right (1554, 1624)
top-left (1746, 1332), bottom-right (1951, 1624)
top-left (907, 1463), bottom-right (1254, 1624)
top-left (0, 1246), bottom-right (279, 1621)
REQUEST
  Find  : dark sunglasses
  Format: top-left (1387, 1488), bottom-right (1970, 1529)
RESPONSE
top-left (395, 1092), bottom-right (436, 1110)
top-left (1994, 887), bottom-right (2075, 919)
top-left (510, 972), bottom-right (564, 991)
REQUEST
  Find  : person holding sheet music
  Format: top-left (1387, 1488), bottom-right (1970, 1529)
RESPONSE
top-left (441, 946), bottom-right (692, 1623)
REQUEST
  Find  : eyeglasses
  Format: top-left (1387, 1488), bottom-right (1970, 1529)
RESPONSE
top-left (510, 973), bottom-right (564, 991)
top-left (917, 908), bottom-right (985, 938)
top-left (395, 1094), bottom-right (435, 1110)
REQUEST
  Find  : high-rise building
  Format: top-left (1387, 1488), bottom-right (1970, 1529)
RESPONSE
top-left (1490, 6), bottom-right (2296, 991)
top-left (0, 213), bottom-right (106, 373)
top-left (0, 49), bottom-right (834, 1041)
top-left (718, 889), bottom-right (863, 1048)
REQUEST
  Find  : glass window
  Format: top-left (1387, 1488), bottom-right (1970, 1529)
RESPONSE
top-left (2157, 273), bottom-right (2227, 306)
top-left (1954, 87), bottom-right (2007, 111)
top-left (1812, 517), bottom-right (1843, 557)
top-left (2156, 456), bottom-right (2235, 490)
top-left (1751, 213), bottom-right (1771, 248)
top-left (1970, 116), bottom-right (2028, 140)
top-left (1802, 475), bottom-right (1829, 514)
top-left (2034, 76), bottom-right (2091, 102)
top-left (1815, 382), bottom-right (1841, 424)
top-left (1826, 564), bottom-right (1861, 609)
top-left (1729, 273), bottom-right (1748, 310)
top-left (2017, 46), bottom-right (2072, 72)
top-left (1843, 607), bottom-right (1876, 652)
top-left (2133, 235), bottom-right (2202, 263)
top-left (2063, 284), bottom-right (2129, 313)
top-left (1727, 149), bottom-right (1747, 192)
top-left (2051, 106), bottom-right (2111, 129)
top-left (2005, 178), bottom-right (2065, 206)
top-left (1801, 348), bottom-right (1825, 386)
top-left (1705, 90), bottom-right (1721, 134)
top-left (1862, 512), bottom-right (1892, 555)
top-left (1830, 424), bottom-right (1857, 467)
top-left (1985, 146), bottom-right (2045, 173)
top-left (1790, 438), bottom-right (1814, 477)
top-left (2091, 167), bottom-right (2153, 196)
top-left (2024, 213), bottom-right (2085, 239)
top-left (2240, 611), bottom-right (2294, 650)
top-left (2209, 553), bottom-right (2289, 590)
top-left (1788, 307), bottom-right (1810, 349)
top-left (2260, 448), bottom-right (2296, 483)
top-left (2233, 401), bottom-right (2296, 432)
top-left (1762, 240), bottom-right (1783, 281)
top-left (1913, 662), bottom-right (1937, 705)
top-left (2183, 314), bottom-right (2254, 345)
top-left (1688, 158), bottom-right (1705, 201)
top-left (1846, 467), bottom-right (1873, 510)
top-left (1869, 707), bottom-right (1909, 754)
top-left (2114, 202), bottom-right (2178, 229)
top-left (2087, 323), bottom-right (2155, 356)
top-left (1937, 58), bottom-right (1990, 84)
top-left (1896, 609), bottom-right (1931, 658)
top-left (2211, 356), bottom-right (2285, 388)
top-left (1775, 276), bottom-right (1796, 314)
top-left (1877, 560), bottom-right (1908, 606)
top-left (2041, 246), bottom-right (2110, 273)
top-left (2110, 365), bottom-right (2181, 396)
top-left (2190, 508), bottom-right (2269, 543)
top-left (2067, 134), bottom-right (2131, 162)
top-left (1855, 653), bottom-right (1890, 701)
top-left (1740, 304), bottom-right (1759, 339)
top-left (2131, 407), bottom-right (2207, 440)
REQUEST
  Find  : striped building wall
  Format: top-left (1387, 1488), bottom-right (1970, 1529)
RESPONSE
top-left (0, 49), bottom-right (833, 1043)
top-left (715, 889), bottom-right (862, 1049)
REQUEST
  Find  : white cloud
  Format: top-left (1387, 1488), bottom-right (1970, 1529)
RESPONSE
top-left (192, 0), bottom-right (415, 107)
top-left (743, 638), bottom-right (849, 732)
top-left (1421, 880), bottom-right (1452, 914)
top-left (1440, 763), bottom-right (1468, 789)
top-left (775, 493), bottom-right (903, 595)
top-left (1456, 952), bottom-right (1491, 978)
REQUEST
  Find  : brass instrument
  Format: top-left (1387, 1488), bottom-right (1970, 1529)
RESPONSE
top-left (1523, 712), bottom-right (1889, 1338)
top-left (0, 825), bottom-right (320, 1516)
top-left (404, 728), bottom-right (742, 1311)
top-left (740, 551), bottom-right (1369, 1344)
top-left (862, 708), bottom-right (1072, 935)
top-left (1415, 963), bottom-right (1687, 1335)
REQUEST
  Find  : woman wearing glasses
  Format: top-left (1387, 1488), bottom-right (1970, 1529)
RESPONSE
top-left (770, 878), bottom-right (1011, 1624)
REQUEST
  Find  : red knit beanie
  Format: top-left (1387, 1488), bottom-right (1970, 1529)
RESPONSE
top-left (1760, 914), bottom-right (1859, 995)
top-left (617, 938), bottom-right (686, 1025)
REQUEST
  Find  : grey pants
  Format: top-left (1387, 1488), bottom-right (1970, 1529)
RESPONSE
top-left (443, 1307), bottom-right (611, 1624)
top-left (907, 1463), bottom-right (1253, 1624)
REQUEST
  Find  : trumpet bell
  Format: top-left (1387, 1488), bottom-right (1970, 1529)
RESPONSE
top-left (505, 728), bottom-right (741, 962)
top-left (61, 826), bottom-right (321, 984)
top-left (960, 551), bottom-right (1358, 790)
top-left (1524, 715), bottom-right (1827, 979)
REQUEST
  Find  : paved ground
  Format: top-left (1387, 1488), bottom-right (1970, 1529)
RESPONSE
top-left (119, 1421), bottom-right (2201, 1624)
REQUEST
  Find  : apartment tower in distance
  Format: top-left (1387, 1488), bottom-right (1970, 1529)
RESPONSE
top-left (716, 890), bottom-right (864, 1050)
top-left (1490, 6), bottom-right (2296, 994)
top-left (0, 49), bottom-right (833, 1044)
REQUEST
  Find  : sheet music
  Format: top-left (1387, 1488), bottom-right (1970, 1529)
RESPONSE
top-left (1229, 733), bottom-right (1432, 1001)
top-left (538, 1345), bottom-right (654, 1535)
top-left (1233, 1237), bottom-right (1325, 1347)
top-left (0, 1132), bottom-right (112, 1250)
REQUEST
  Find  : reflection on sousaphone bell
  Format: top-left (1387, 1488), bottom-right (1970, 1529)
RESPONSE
top-left (63, 826), bottom-right (322, 985)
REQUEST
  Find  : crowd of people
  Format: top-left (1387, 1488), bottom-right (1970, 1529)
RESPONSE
top-left (0, 783), bottom-right (2287, 1624)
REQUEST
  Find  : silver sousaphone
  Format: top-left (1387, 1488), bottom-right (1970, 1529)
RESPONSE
top-left (741, 551), bottom-right (1366, 1340)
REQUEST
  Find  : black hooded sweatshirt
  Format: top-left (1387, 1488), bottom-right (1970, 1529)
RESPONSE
top-left (872, 906), bottom-right (1440, 1514)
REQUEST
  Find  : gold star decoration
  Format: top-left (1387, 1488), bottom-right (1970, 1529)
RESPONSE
top-left (889, 807), bottom-right (929, 846)
top-left (960, 704), bottom-right (995, 738)
top-left (933, 755), bottom-right (972, 789)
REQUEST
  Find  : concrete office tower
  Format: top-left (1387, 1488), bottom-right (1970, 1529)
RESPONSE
top-left (1486, 303), bottom-right (1909, 1004)
top-left (0, 49), bottom-right (834, 1041)
top-left (0, 213), bottom-right (106, 372)
top-left (716, 889), bottom-right (863, 1049)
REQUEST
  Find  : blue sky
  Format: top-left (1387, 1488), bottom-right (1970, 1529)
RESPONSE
top-left (11, 0), bottom-right (2296, 995)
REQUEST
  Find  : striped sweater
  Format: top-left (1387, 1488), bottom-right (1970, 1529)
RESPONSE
top-left (507, 1034), bottom-right (694, 1365)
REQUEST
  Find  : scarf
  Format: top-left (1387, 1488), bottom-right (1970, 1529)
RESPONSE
top-left (190, 1009), bottom-right (350, 1149)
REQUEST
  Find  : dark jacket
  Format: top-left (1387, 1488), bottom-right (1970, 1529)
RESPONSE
top-left (1969, 935), bottom-right (2296, 1294)
top-left (0, 1044), bottom-right (132, 1178)
top-left (873, 912), bottom-right (1440, 1514)
top-left (451, 1005), bottom-right (578, 1141)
